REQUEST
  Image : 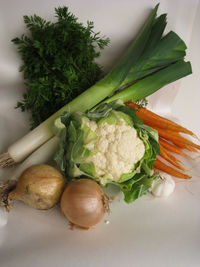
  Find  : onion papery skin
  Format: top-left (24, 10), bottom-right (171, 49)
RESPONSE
top-left (60, 179), bottom-right (108, 228)
top-left (9, 164), bottom-right (65, 210)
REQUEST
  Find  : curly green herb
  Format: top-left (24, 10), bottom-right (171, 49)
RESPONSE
top-left (12, 7), bottom-right (109, 128)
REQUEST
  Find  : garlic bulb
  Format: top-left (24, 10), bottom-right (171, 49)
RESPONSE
top-left (151, 171), bottom-right (175, 197)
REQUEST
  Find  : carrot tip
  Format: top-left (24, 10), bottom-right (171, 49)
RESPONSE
top-left (192, 133), bottom-right (200, 142)
top-left (183, 154), bottom-right (196, 160)
top-left (153, 158), bottom-right (191, 179)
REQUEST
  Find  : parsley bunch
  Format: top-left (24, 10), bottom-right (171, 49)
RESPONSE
top-left (12, 7), bottom-right (109, 129)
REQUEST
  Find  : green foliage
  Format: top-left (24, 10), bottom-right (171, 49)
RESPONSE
top-left (12, 7), bottom-right (109, 128)
top-left (119, 172), bottom-right (157, 203)
top-left (54, 102), bottom-right (160, 203)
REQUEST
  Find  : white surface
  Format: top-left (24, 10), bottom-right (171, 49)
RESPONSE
top-left (0, 1), bottom-right (200, 267)
top-left (0, 209), bottom-right (8, 228)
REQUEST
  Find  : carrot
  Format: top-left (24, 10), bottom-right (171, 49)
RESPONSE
top-left (159, 138), bottom-right (185, 155)
top-left (153, 127), bottom-right (200, 151)
top-left (159, 138), bottom-right (195, 160)
top-left (172, 140), bottom-right (198, 152)
top-left (145, 121), bottom-right (199, 152)
top-left (125, 102), bottom-right (197, 138)
top-left (159, 145), bottom-right (185, 171)
top-left (153, 158), bottom-right (191, 179)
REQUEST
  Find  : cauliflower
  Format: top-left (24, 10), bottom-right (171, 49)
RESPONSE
top-left (55, 101), bottom-right (160, 203)
top-left (86, 119), bottom-right (145, 184)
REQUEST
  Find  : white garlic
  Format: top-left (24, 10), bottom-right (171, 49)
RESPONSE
top-left (151, 171), bottom-right (175, 197)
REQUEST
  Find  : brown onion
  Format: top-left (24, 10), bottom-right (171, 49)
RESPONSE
top-left (60, 179), bottom-right (109, 228)
top-left (9, 164), bottom-right (65, 210)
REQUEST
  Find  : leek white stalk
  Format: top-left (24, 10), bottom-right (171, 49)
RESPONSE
top-left (9, 136), bottom-right (60, 181)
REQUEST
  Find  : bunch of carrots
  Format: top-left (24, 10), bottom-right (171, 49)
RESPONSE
top-left (125, 102), bottom-right (200, 179)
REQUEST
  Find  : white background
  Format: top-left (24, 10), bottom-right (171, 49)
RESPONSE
top-left (0, 1), bottom-right (200, 267)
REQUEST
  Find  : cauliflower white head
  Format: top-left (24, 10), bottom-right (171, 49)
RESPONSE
top-left (55, 102), bottom-right (160, 203)
top-left (86, 118), bottom-right (145, 184)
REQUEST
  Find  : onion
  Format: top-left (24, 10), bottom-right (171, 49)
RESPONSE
top-left (9, 164), bottom-right (65, 210)
top-left (60, 179), bottom-right (109, 228)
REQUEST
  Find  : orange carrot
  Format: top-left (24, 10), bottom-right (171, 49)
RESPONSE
top-left (153, 158), bottom-right (191, 179)
top-left (145, 121), bottom-right (199, 152)
top-left (159, 137), bottom-right (196, 160)
top-left (172, 140), bottom-right (198, 152)
top-left (153, 127), bottom-right (200, 150)
top-left (159, 145), bottom-right (185, 171)
top-left (125, 102), bottom-right (197, 137)
top-left (159, 138), bottom-right (186, 156)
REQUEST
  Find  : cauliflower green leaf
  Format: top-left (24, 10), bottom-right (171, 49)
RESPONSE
top-left (55, 101), bottom-right (160, 203)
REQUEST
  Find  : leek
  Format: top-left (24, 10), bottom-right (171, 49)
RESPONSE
top-left (0, 4), bottom-right (192, 167)
top-left (121, 31), bottom-right (187, 86)
top-left (106, 60), bottom-right (192, 103)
